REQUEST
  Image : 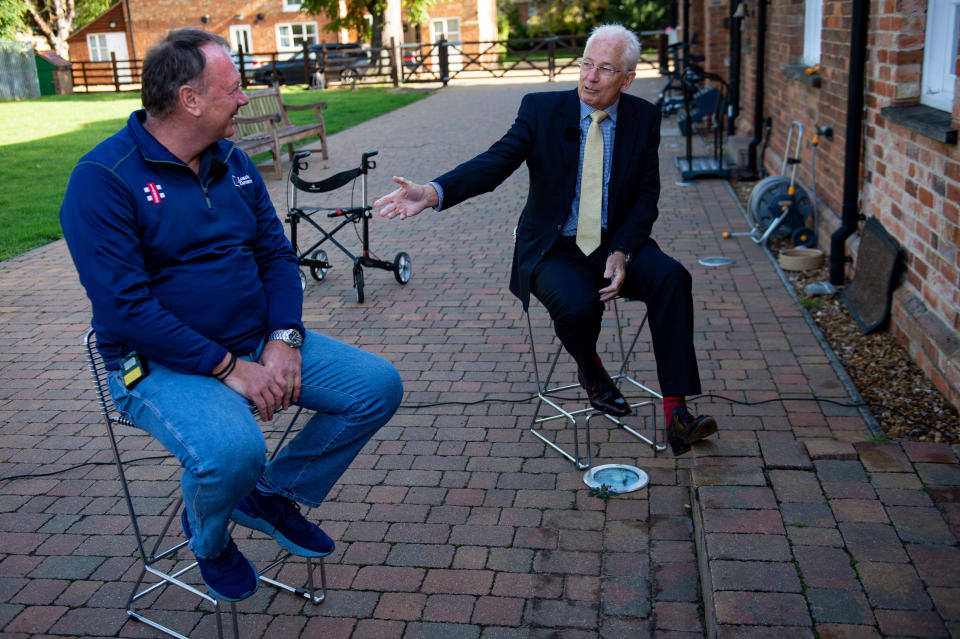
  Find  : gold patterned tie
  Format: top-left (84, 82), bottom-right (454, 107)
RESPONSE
top-left (576, 110), bottom-right (607, 256)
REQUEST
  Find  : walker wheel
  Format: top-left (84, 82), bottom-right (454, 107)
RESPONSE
top-left (353, 264), bottom-right (365, 304)
top-left (310, 249), bottom-right (329, 281)
top-left (792, 227), bottom-right (816, 247)
top-left (393, 252), bottom-right (412, 284)
top-left (299, 270), bottom-right (306, 291)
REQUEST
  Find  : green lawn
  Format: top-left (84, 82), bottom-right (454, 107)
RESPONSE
top-left (0, 86), bottom-right (429, 261)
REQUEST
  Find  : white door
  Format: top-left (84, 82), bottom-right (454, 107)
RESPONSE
top-left (88, 32), bottom-right (131, 82)
top-left (431, 18), bottom-right (461, 71)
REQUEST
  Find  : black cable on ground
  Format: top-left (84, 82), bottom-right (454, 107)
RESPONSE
top-left (1, 392), bottom-right (952, 484)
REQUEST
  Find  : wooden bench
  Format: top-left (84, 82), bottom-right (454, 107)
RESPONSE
top-left (230, 84), bottom-right (329, 179)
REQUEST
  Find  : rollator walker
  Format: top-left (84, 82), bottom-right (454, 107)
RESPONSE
top-left (286, 149), bottom-right (412, 303)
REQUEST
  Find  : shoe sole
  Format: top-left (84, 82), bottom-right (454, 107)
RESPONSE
top-left (231, 508), bottom-right (333, 558)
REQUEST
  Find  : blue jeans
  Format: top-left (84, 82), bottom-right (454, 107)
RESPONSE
top-left (107, 330), bottom-right (403, 560)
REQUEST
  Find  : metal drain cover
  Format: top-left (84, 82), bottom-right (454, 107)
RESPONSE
top-left (699, 256), bottom-right (734, 267)
top-left (583, 464), bottom-right (649, 494)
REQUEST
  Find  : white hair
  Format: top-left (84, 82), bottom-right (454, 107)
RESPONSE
top-left (584, 24), bottom-right (641, 72)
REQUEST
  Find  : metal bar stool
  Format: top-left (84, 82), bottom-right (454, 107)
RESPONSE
top-left (84, 329), bottom-right (326, 639)
top-left (524, 298), bottom-right (667, 469)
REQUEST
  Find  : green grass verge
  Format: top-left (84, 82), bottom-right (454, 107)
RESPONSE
top-left (0, 86), bottom-right (429, 261)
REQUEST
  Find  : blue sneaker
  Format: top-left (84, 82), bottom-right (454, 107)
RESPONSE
top-left (231, 488), bottom-right (334, 558)
top-left (181, 510), bottom-right (258, 602)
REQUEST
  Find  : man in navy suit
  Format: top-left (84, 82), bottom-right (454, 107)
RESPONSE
top-left (375, 24), bottom-right (716, 455)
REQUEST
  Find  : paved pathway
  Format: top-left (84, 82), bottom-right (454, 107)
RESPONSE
top-left (1, 76), bottom-right (958, 638)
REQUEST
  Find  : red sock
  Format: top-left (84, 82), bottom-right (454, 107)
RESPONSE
top-left (663, 396), bottom-right (685, 427)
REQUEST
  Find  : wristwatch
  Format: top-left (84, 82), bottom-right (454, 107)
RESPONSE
top-left (268, 328), bottom-right (304, 348)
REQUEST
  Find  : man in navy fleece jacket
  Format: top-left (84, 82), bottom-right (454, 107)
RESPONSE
top-left (60, 29), bottom-right (402, 602)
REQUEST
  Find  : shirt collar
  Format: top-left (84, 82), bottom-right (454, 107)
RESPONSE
top-left (579, 98), bottom-right (619, 124)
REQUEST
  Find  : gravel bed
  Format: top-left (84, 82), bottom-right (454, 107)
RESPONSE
top-left (729, 180), bottom-right (958, 443)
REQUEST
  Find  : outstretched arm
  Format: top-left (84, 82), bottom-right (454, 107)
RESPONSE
top-left (375, 177), bottom-right (439, 220)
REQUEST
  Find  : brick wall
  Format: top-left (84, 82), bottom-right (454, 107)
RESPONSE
top-left (712, 0), bottom-right (960, 410)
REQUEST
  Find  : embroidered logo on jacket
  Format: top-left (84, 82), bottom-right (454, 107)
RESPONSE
top-left (233, 174), bottom-right (254, 186)
top-left (143, 183), bottom-right (165, 204)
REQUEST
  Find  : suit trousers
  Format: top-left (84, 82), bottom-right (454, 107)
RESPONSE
top-left (529, 236), bottom-right (702, 398)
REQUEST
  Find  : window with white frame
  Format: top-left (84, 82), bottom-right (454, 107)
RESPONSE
top-left (922, 0), bottom-right (960, 111)
top-left (276, 22), bottom-right (319, 53)
top-left (802, 0), bottom-right (822, 66)
top-left (282, 0), bottom-right (303, 12)
top-left (229, 25), bottom-right (252, 54)
top-left (87, 33), bottom-right (110, 61)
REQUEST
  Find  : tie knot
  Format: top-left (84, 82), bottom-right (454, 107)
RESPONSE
top-left (590, 110), bottom-right (607, 124)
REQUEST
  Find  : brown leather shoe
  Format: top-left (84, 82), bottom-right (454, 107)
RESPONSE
top-left (577, 367), bottom-right (631, 417)
top-left (668, 406), bottom-right (718, 456)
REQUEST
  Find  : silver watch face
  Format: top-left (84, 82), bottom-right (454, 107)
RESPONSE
top-left (284, 329), bottom-right (304, 347)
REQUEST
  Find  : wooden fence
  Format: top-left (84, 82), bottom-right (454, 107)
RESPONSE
top-left (71, 31), bottom-right (668, 93)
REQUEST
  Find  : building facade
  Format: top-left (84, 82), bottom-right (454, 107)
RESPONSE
top-left (685, 0), bottom-right (959, 410)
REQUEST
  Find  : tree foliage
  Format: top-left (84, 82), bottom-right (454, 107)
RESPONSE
top-left (18, 0), bottom-right (110, 55)
top-left (0, 0), bottom-right (26, 40)
top-left (501, 0), bottom-right (668, 37)
top-left (300, 0), bottom-right (436, 46)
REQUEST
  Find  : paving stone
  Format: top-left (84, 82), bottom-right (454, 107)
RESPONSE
top-left (814, 623), bottom-right (882, 638)
top-left (915, 462), bottom-right (960, 487)
top-left (887, 506), bottom-right (958, 544)
top-left (870, 472), bottom-right (925, 489)
top-left (815, 460), bottom-right (868, 482)
top-left (602, 575), bottom-right (651, 618)
top-left (713, 591), bottom-right (811, 626)
top-left (902, 442), bottom-right (958, 464)
top-left (874, 609), bottom-right (949, 637)
top-left (701, 509), bottom-right (784, 535)
top-left (805, 588), bottom-right (874, 624)
top-left (698, 486), bottom-right (776, 510)
top-left (780, 501), bottom-right (837, 527)
top-left (769, 470), bottom-right (823, 503)
top-left (423, 594), bottom-right (476, 623)
top-left (654, 601), bottom-right (702, 632)
top-left (374, 592), bottom-right (427, 621)
top-left (786, 524), bottom-right (845, 547)
top-left (875, 487), bottom-right (934, 506)
top-left (716, 626), bottom-right (815, 639)
top-left (404, 621), bottom-right (482, 639)
top-left (759, 436), bottom-right (813, 469)
top-left (472, 596), bottom-right (525, 627)
top-left (857, 562), bottom-right (933, 609)
top-left (855, 442), bottom-right (913, 472)
top-left (704, 533), bottom-right (792, 561)
top-left (711, 560), bottom-right (802, 593)
top-left (691, 466), bottom-right (766, 486)
top-left (653, 562), bottom-right (699, 601)
top-left (829, 499), bottom-right (889, 523)
top-left (793, 546), bottom-right (859, 589)
top-left (525, 599), bottom-right (599, 630)
top-left (908, 544), bottom-right (960, 587)
top-left (804, 439), bottom-right (858, 460)
top-left (839, 522), bottom-right (909, 562)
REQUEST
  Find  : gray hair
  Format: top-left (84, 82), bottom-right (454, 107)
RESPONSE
top-left (585, 24), bottom-right (641, 72)
top-left (141, 29), bottom-right (230, 119)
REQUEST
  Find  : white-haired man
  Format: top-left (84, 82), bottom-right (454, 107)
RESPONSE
top-left (376, 24), bottom-right (717, 455)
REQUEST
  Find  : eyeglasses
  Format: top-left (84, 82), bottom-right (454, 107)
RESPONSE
top-left (577, 60), bottom-right (622, 76)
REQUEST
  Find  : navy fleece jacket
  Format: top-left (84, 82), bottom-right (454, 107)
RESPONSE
top-left (60, 110), bottom-right (303, 374)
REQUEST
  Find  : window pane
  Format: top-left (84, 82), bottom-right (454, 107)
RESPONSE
top-left (922, 0), bottom-right (959, 111)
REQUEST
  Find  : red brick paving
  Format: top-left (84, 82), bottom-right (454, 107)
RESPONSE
top-left (1, 77), bottom-right (958, 638)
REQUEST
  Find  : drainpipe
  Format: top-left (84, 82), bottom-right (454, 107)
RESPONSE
top-left (829, 0), bottom-right (870, 285)
top-left (727, 1), bottom-right (743, 135)
top-left (745, 0), bottom-right (766, 176)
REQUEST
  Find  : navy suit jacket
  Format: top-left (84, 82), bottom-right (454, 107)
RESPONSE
top-left (434, 89), bottom-right (662, 308)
